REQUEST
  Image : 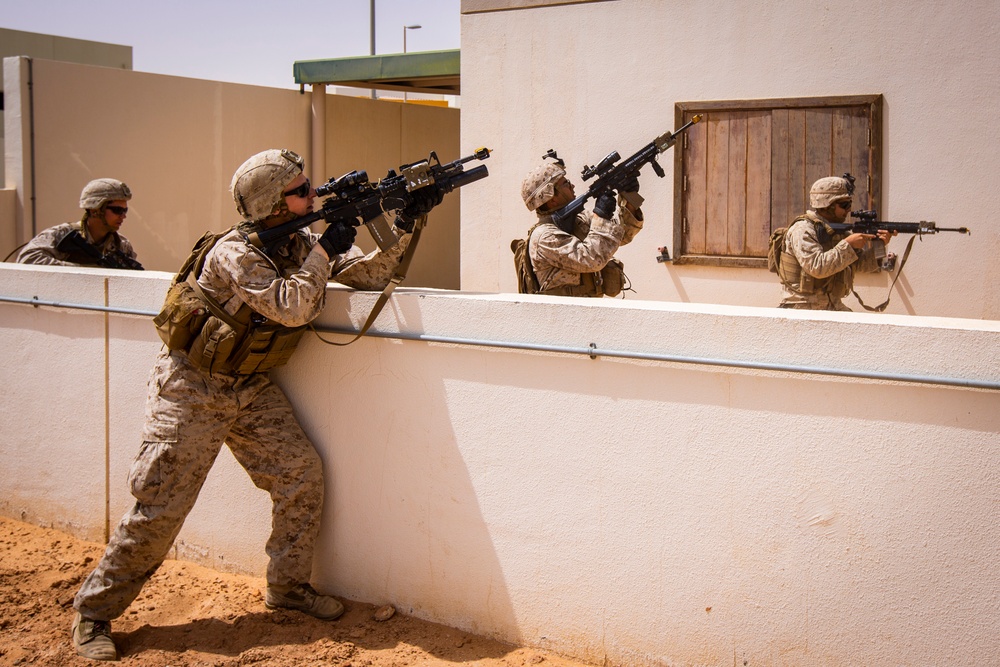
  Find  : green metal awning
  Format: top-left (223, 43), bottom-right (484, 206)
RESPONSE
top-left (293, 49), bottom-right (460, 95)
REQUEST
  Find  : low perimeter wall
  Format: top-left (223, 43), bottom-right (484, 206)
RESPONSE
top-left (1, 263), bottom-right (998, 667)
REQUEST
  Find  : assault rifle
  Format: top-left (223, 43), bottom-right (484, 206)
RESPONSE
top-left (828, 209), bottom-right (970, 237)
top-left (550, 115), bottom-right (702, 230)
top-left (55, 230), bottom-right (144, 270)
top-left (247, 148), bottom-right (491, 254)
top-left (829, 210), bottom-right (968, 312)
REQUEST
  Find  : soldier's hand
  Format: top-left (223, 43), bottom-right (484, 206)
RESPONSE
top-left (877, 229), bottom-right (896, 246)
top-left (593, 191), bottom-right (617, 220)
top-left (400, 186), bottom-right (444, 223)
top-left (319, 221), bottom-right (356, 256)
top-left (619, 174), bottom-right (640, 195)
top-left (845, 232), bottom-right (874, 249)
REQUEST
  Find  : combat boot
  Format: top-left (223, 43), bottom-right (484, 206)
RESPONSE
top-left (72, 612), bottom-right (118, 661)
top-left (265, 583), bottom-right (345, 620)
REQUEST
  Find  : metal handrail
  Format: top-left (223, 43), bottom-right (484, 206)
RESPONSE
top-left (2, 293), bottom-right (997, 391)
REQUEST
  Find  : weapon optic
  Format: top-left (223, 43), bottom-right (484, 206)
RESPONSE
top-left (246, 148), bottom-right (492, 254)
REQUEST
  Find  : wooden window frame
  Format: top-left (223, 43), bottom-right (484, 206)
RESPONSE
top-left (672, 95), bottom-right (883, 268)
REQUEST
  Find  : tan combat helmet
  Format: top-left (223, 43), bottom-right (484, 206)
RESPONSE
top-left (79, 178), bottom-right (132, 210)
top-left (521, 161), bottom-right (567, 212)
top-left (231, 149), bottom-right (305, 221)
top-left (809, 176), bottom-right (852, 209)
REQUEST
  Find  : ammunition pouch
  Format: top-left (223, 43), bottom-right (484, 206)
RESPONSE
top-left (541, 272), bottom-right (602, 297)
top-left (600, 258), bottom-right (625, 297)
top-left (153, 280), bottom-right (209, 351)
top-left (227, 323), bottom-right (306, 375)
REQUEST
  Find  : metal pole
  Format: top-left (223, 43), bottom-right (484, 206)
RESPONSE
top-left (402, 25), bottom-right (421, 102)
top-left (370, 0), bottom-right (377, 100)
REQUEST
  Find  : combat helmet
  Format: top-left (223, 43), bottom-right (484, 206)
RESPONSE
top-left (521, 161), bottom-right (567, 212)
top-left (79, 178), bottom-right (132, 210)
top-left (810, 176), bottom-right (852, 209)
top-left (231, 149), bottom-right (305, 221)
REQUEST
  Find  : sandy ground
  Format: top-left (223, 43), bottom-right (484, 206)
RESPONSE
top-left (0, 516), bottom-right (589, 667)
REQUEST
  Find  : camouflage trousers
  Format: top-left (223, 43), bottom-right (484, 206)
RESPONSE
top-left (74, 350), bottom-right (325, 621)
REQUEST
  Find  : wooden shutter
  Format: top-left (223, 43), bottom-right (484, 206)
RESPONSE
top-left (673, 95), bottom-right (882, 267)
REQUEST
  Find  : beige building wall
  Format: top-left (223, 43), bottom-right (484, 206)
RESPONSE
top-left (0, 27), bottom-right (132, 184)
top-left (2, 57), bottom-right (461, 288)
top-left (1, 264), bottom-right (998, 667)
top-left (459, 0), bottom-right (1000, 319)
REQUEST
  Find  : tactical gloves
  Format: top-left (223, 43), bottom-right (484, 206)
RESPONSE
top-left (319, 221), bottom-right (356, 256)
top-left (593, 191), bottom-right (617, 220)
top-left (619, 175), bottom-right (640, 195)
top-left (400, 186), bottom-right (445, 224)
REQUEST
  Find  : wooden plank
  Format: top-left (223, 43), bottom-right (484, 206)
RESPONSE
top-left (727, 112), bottom-right (748, 255)
top-left (683, 111), bottom-right (708, 255)
top-left (868, 96), bottom-right (883, 213)
top-left (746, 111), bottom-right (772, 256)
top-left (705, 115), bottom-right (730, 255)
top-left (832, 108), bottom-right (852, 178)
top-left (804, 107), bottom-right (834, 196)
top-left (851, 107), bottom-right (872, 211)
top-left (677, 94), bottom-right (883, 113)
top-left (787, 108), bottom-right (807, 217)
top-left (771, 108), bottom-right (790, 229)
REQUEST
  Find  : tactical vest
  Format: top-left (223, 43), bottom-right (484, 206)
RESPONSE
top-left (154, 228), bottom-right (307, 376)
top-left (777, 215), bottom-right (849, 299)
top-left (532, 221), bottom-right (624, 298)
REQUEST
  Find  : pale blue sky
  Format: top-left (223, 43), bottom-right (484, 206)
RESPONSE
top-left (0, 0), bottom-right (461, 89)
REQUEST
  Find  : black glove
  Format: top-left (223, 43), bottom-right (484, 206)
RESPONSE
top-left (593, 191), bottom-right (617, 220)
top-left (319, 221), bottom-right (356, 256)
top-left (400, 186), bottom-right (445, 223)
top-left (619, 174), bottom-right (640, 195)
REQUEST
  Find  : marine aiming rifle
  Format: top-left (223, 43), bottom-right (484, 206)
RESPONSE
top-left (550, 115), bottom-right (702, 230)
top-left (828, 209), bottom-right (970, 238)
top-left (55, 230), bottom-right (144, 270)
top-left (246, 148), bottom-right (492, 255)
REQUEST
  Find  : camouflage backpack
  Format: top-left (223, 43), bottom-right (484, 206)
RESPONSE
top-left (152, 228), bottom-right (232, 351)
top-left (510, 223), bottom-right (544, 294)
top-left (766, 226), bottom-right (788, 274)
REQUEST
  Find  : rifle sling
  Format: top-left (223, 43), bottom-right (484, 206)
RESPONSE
top-left (310, 216), bottom-right (426, 347)
top-left (852, 234), bottom-right (918, 313)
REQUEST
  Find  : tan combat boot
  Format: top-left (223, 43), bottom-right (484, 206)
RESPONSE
top-left (265, 583), bottom-right (345, 620)
top-left (72, 612), bottom-right (118, 661)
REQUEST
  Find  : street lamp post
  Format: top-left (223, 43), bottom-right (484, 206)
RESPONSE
top-left (402, 24), bottom-right (421, 102)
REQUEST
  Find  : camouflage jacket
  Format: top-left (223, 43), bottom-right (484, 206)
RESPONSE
top-left (528, 195), bottom-right (643, 293)
top-left (16, 221), bottom-right (138, 267)
top-left (779, 210), bottom-right (882, 311)
top-left (197, 222), bottom-right (412, 327)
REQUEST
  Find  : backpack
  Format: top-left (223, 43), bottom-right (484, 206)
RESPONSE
top-left (152, 228), bottom-right (232, 351)
top-left (510, 223), bottom-right (544, 294)
top-left (766, 226), bottom-right (788, 274)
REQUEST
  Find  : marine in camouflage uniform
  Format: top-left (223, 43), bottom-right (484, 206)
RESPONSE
top-left (521, 160), bottom-right (643, 297)
top-left (778, 176), bottom-right (893, 311)
top-left (72, 149), bottom-right (420, 661)
top-left (17, 178), bottom-right (140, 267)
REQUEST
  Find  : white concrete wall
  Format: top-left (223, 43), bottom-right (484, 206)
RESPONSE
top-left (459, 0), bottom-right (1000, 319)
top-left (1, 263), bottom-right (998, 666)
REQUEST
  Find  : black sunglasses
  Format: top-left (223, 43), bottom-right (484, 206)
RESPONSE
top-left (283, 179), bottom-right (311, 199)
top-left (106, 205), bottom-right (128, 215)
